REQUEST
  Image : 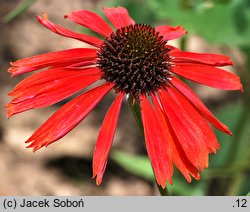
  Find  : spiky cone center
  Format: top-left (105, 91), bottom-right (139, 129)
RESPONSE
top-left (98, 24), bottom-right (171, 99)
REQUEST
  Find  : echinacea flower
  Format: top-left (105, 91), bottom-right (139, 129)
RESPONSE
top-left (6, 6), bottom-right (242, 188)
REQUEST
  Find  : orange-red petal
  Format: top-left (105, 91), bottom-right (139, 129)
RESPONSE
top-left (65, 10), bottom-right (113, 37)
top-left (93, 93), bottom-right (124, 185)
top-left (25, 83), bottom-right (113, 152)
top-left (171, 64), bottom-right (243, 91)
top-left (9, 48), bottom-right (97, 76)
top-left (37, 12), bottom-right (102, 47)
top-left (170, 77), bottom-right (232, 135)
top-left (168, 86), bottom-right (220, 154)
top-left (103, 6), bottom-right (135, 29)
top-left (156, 25), bottom-right (187, 41)
top-left (6, 68), bottom-right (102, 117)
top-left (152, 94), bottom-right (200, 182)
top-left (170, 51), bottom-right (233, 66)
top-left (141, 95), bottom-right (173, 188)
top-left (159, 88), bottom-right (210, 171)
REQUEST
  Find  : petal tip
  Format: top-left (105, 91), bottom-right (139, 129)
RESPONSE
top-left (37, 11), bottom-right (48, 23)
top-left (6, 113), bottom-right (11, 119)
top-left (5, 104), bottom-right (14, 118)
top-left (176, 25), bottom-right (188, 35)
top-left (26, 140), bottom-right (43, 152)
top-left (8, 67), bottom-right (15, 76)
top-left (41, 11), bottom-right (48, 20)
top-left (158, 180), bottom-right (167, 189)
top-left (228, 60), bottom-right (234, 66)
top-left (26, 143), bottom-right (37, 152)
top-left (93, 175), bottom-right (103, 186)
top-left (240, 85), bottom-right (244, 92)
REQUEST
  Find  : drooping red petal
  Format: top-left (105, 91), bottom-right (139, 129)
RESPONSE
top-left (141, 95), bottom-right (173, 188)
top-left (152, 94), bottom-right (200, 182)
top-left (9, 48), bottom-right (97, 76)
top-left (37, 12), bottom-right (102, 47)
top-left (25, 83), bottom-right (113, 152)
top-left (9, 67), bottom-right (100, 96)
top-left (159, 88), bottom-right (210, 171)
top-left (65, 10), bottom-right (113, 37)
top-left (103, 6), bottom-right (135, 29)
top-left (6, 68), bottom-right (102, 117)
top-left (156, 25), bottom-right (187, 41)
top-left (170, 77), bottom-right (232, 135)
top-left (170, 51), bottom-right (233, 66)
top-left (93, 93), bottom-right (124, 185)
top-left (168, 86), bottom-right (220, 154)
top-left (171, 64), bottom-right (243, 91)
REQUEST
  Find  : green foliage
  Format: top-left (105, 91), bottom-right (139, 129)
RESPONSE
top-left (111, 150), bottom-right (154, 180)
top-left (203, 102), bottom-right (250, 195)
top-left (110, 0), bottom-right (250, 46)
top-left (111, 150), bottom-right (205, 195)
top-left (209, 102), bottom-right (244, 168)
top-left (211, 101), bottom-right (250, 170)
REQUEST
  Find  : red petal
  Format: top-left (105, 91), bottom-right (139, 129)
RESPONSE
top-left (171, 64), bottom-right (243, 91)
top-left (65, 10), bottom-right (113, 37)
top-left (93, 94), bottom-right (124, 185)
top-left (25, 83), bottom-right (113, 152)
top-left (152, 95), bottom-right (200, 182)
top-left (9, 48), bottom-right (97, 76)
top-left (156, 25), bottom-right (187, 41)
top-left (6, 68), bottom-right (102, 117)
top-left (170, 77), bottom-right (232, 135)
top-left (168, 86), bottom-right (220, 154)
top-left (103, 6), bottom-right (135, 29)
top-left (9, 67), bottom-right (100, 96)
top-left (141, 95), bottom-right (173, 188)
top-left (170, 51), bottom-right (233, 66)
top-left (37, 12), bottom-right (102, 47)
top-left (159, 87), bottom-right (214, 171)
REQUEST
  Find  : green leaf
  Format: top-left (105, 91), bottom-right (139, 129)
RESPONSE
top-left (154, 0), bottom-right (250, 46)
top-left (111, 150), bottom-right (204, 195)
top-left (208, 102), bottom-right (244, 168)
top-left (218, 101), bottom-right (250, 168)
top-left (111, 150), bottom-right (154, 180)
top-left (232, 109), bottom-right (250, 167)
top-left (201, 101), bottom-right (250, 195)
top-left (168, 178), bottom-right (206, 196)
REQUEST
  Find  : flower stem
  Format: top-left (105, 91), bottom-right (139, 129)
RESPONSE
top-left (128, 96), bottom-right (169, 196)
top-left (128, 97), bottom-right (144, 137)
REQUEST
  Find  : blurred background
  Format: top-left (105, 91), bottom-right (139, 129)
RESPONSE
top-left (0, 0), bottom-right (249, 195)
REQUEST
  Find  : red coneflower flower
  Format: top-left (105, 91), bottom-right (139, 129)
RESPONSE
top-left (6, 7), bottom-right (242, 188)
